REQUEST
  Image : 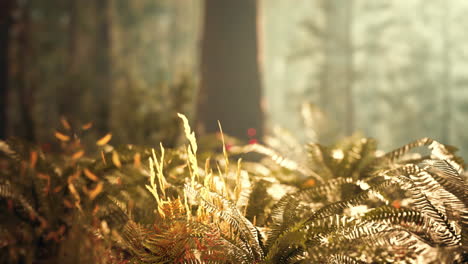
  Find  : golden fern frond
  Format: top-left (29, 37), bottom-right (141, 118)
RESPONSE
top-left (0, 181), bottom-right (39, 221)
top-left (304, 180), bottom-right (391, 222)
top-left (326, 254), bottom-right (366, 264)
top-left (263, 228), bottom-right (308, 264)
top-left (421, 159), bottom-right (467, 207)
top-left (185, 183), bottom-right (265, 262)
top-left (385, 172), bottom-right (460, 246)
top-left (376, 137), bottom-right (433, 164)
top-left (234, 142), bottom-right (323, 184)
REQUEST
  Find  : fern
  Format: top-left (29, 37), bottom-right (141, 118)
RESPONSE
top-left (2, 110), bottom-right (468, 264)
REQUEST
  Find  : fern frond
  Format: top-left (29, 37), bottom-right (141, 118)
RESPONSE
top-left (185, 183), bottom-right (265, 261)
top-left (326, 254), bottom-right (366, 264)
top-left (97, 196), bottom-right (130, 230)
top-left (263, 229), bottom-right (308, 264)
top-left (362, 206), bottom-right (442, 246)
top-left (0, 140), bottom-right (16, 159)
top-left (376, 137), bottom-right (433, 165)
top-left (0, 182), bottom-right (39, 220)
top-left (305, 179), bottom-right (391, 221)
top-left (421, 160), bottom-right (467, 207)
top-left (236, 142), bottom-right (323, 183)
top-left (384, 171), bottom-right (461, 246)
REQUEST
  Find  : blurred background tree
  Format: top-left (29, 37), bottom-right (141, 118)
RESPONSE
top-left (263, 0), bottom-right (468, 157)
top-left (2, 0), bottom-right (468, 157)
top-left (197, 0), bottom-right (264, 142)
top-left (0, 0), bottom-right (13, 139)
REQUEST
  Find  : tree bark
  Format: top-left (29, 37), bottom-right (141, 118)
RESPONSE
top-left (95, 0), bottom-right (113, 135)
top-left (441, 0), bottom-right (451, 143)
top-left (0, 0), bottom-right (13, 139)
top-left (58, 0), bottom-right (81, 124)
top-left (344, 0), bottom-right (354, 135)
top-left (322, 0), bottom-right (354, 137)
top-left (197, 0), bottom-right (264, 142)
top-left (16, 0), bottom-right (35, 141)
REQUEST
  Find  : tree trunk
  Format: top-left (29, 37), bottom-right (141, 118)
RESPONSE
top-left (441, 0), bottom-right (451, 143)
top-left (95, 0), bottom-right (113, 135)
top-left (322, 0), bottom-right (354, 137)
top-left (58, 0), bottom-right (81, 124)
top-left (344, 0), bottom-right (354, 135)
top-left (16, 0), bottom-right (35, 141)
top-left (197, 0), bottom-right (264, 142)
top-left (0, 0), bottom-right (13, 139)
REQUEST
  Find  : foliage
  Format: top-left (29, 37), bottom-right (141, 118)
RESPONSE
top-left (1, 115), bottom-right (467, 263)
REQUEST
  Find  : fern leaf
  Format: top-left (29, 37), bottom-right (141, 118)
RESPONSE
top-left (185, 183), bottom-right (264, 261)
top-left (0, 182), bottom-right (38, 220)
top-left (327, 254), bottom-right (366, 264)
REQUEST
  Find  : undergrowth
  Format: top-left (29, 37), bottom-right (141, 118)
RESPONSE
top-left (0, 114), bottom-right (467, 263)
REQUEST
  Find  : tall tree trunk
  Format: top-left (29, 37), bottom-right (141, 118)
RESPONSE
top-left (0, 0), bottom-right (13, 139)
top-left (322, 0), bottom-right (354, 137)
top-left (58, 0), bottom-right (81, 124)
top-left (344, 0), bottom-right (354, 135)
top-left (95, 0), bottom-right (113, 135)
top-left (197, 0), bottom-right (264, 142)
top-left (441, 0), bottom-right (451, 143)
top-left (16, 0), bottom-right (35, 141)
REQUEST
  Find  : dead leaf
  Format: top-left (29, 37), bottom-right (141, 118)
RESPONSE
top-left (101, 151), bottom-right (107, 165)
top-left (58, 225), bottom-right (66, 236)
top-left (64, 199), bottom-right (74, 208)
top-left (7, 199), bottom-right (13, 211)
top-left (88, 182), bottom-right (103, 200)
top-left (92, 205), bottom-right (100, 215)
top-left (112, 151), bottom-right (121, 168)
top-left (81, 122), bottom-right (93, 130)
top-left (60, 116), bottom-right (71, 130)
top-left (54, 131), bottom-right (70, 142)
top-left (68, 170), bottom-right (81, 184)
top-left (96, 133), bottom-right (112, 146)
top-left (68, 183), bottom-right (81, 210)
top-left (30, 151), bottom-right (38, 168)
top-left (38, 216), bottom-right (48, 229)
top-left (37, 173), bottom-right (51, 193)
top-left (133, 153), bottom-right (141, 168)
top-left (83, 168), bottom-right (99, 181)
top-left (391, 200), bottom-right (401, 209)
top-left (302, 179), bottom-right (316, 188)
top-left (71, 150), bottom-right (85, 160)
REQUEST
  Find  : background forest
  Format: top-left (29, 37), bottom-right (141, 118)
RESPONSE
top-left (2, 0), bottom-right (468, 158)
top-left (1, 1), bottom-right (468, 263)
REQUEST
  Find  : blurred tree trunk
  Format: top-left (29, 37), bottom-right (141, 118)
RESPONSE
top-left (322, 0), bottom-right (354, 137)
top-left (441, 0), bottom-right (451, 143)
top-left (95, 0), bottom-right (113, 135)
top-left (0, 0), bottom-right (13, 139)
top-left (197, 0), bottom-right (264, 141)
top-left (16, 0), bottom-right (35, 141)
top-left (343, 0), bottom-right (354, 135)
top-left (59, 0), bottom-right (81, 124)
